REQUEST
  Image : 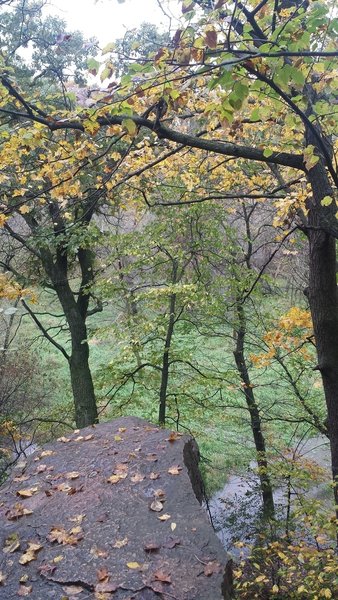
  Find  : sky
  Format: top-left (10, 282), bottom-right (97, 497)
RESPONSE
top-left (44, 0), bottom-right (180, 46)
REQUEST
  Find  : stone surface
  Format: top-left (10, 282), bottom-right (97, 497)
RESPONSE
top-left (0, 416), bottom-right (232, 599)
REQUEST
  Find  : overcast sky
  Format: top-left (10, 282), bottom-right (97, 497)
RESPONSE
top-left (45, 0), bottom-right (180, 46)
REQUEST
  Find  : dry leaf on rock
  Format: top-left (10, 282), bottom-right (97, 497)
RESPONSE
top-left (17, 487), bottom-right (38, 498)
top-left (65, 471), bottom-right (80, 480)
top-left (62, 585), bottom-right (83, 595)
top-left (203, 561), bottom-right (221, 576)
top-left (113, 537), bottom-right (128, 548)
top-left (150, 500), bottom-right (163, 512)
top-left (6, 503), bottom-right (33, 520)
top-left (19, 542), bottom-right (42, 564)
top-left (96, 566), bottom-right (109, 582)
top-left (153, 570), bottom-right (172, 584)
top-left (130, 473), bottom-right (144, 483)
top-left (127, 562), bottom-right (141, 569)
top-left (18, 584), bottom-right (32, 596)
top-left (158, 514), bottom-right (171, 521)
top-left (3, 532), bottom-right (20, 553)
top-left (167, 465), bottom-right (182, 475)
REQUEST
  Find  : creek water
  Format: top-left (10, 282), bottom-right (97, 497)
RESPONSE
top-left (207, 436), bottom-right (332, 555)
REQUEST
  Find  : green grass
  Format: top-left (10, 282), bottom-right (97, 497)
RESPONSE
top-left (3, 285), bottom-right (326, 495)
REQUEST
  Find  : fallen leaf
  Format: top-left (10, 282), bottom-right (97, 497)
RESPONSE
top-left (150, 472), bottom-right (160, 480)
top-left (19, 575), bottom-right (29, 583)
top-left (114, 435), bottom-right (122, 442)
top-left (62, 585), bottom-right (83, 595)
top-left (204, 561), bottom-right (221, 576)
top-left (6, 503), bottom-right (33, 520)
top-left (57, 436), bottom-right (71, 443)
top-left (158, 514), bottom-right (171, 521)
top-left (170, 523), bottom-right (177, 532)
top-left (84, 434), bottom-right (94, 441)
top-left (36, 464), bottom-right (48, 474)
top-left (154, 489), bottom-right (166, 499)
top-left (118, 427), bottom-right (126, 433)
top-left (144, 542), bottom-right (160, 552)
top-left (90, 545), bottom-right (109, 558)
top-left (53, 555), bottom-right (64, 563)
top-left (97, 566), bottom-right (109, 582)
top-left (17, 487), bottom-right (38, 498)
top-left (18, 584), bottom-right (32, 596)
top-left (167, 431), bottom-right (181, 443)
top-left (146, 454), bottom-right (157, 462)
top-left (163, 536), bottom-right (180, 548)
top-left (131, 473), bottom-right (144, 483)
top-left (38, 563), bottom-right (56, 577)
top-left (55, 483), bottom-right (72, 493)
top-left (48, 526), bottom-right (83, 546)
top-left (113, 537), bottom-right (128, 548)
top-left (153, 569), bottom-right (171, 584)
top-left (40, 450), bottom-right (55, 457)
top-left (107, 475), bottom-right (122, 484)
top-left (19, 542), bottom-right (42, 564)
top-left (69, 514), bottom-right (85, 524)
top-left (0, 571), bottom-right (6, 585)
top-left (3, 532), bottom-right (20, 553)
top-left (127, 562), bottom-right (141, 569)
top-left (13, 475), bottom-right (30, 482)
top-left (168, 465), bottom-right (182, 475)
top-left (150, 500), bottom-right (163, 512)
top-left (65, 471), bottom-right (80, 480)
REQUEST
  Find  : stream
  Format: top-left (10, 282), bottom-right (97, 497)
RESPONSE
top-left (208, 436), bottom-right (332, 555)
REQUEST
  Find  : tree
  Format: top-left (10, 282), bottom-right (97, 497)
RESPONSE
top-left (1, 0), bottom-right (337, 513)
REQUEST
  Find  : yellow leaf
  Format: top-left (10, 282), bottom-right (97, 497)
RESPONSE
top-left (19, 205), bottom-right (30, 215)
top-left (321, 195), bottom-right (333, 207)
top-left (127, 562), bottom-right (140, 569)
top-left (170, 523), bottom-right (177, 531)
top-left (19, 542), bottom-right (42, 564)
top-left (0, 214), bottom-right (8, 227)
top-left (158, 514), bottom-right (171, 521)
top-left (17, 487), bottom-right (38, 498)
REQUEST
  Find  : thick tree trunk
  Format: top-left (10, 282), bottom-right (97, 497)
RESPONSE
top-left (69, 331), bottom-right (98, 428)
top-left (234, 300), bottom-right (275, 516)
top-left (58, 290), bottom-right (98, 428)
top-left (306, 159), bottom-right (338, 517)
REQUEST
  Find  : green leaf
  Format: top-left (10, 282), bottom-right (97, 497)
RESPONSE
top-left (250, 108), bottom-right (260, 122)
top-left (263, 148), bottom-right (273, 158)
top-left (87, 58), bottom-right (100, 76)
top-left (122, 118), bottom-right (137, 136)
top-left (321, 196), bottom-right (333, 207)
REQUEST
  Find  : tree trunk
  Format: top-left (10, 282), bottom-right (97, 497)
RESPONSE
top-left (69, 328), bottom-right (98, 428)
top-left (306, 158), bottom-right (338, 519)
top-left (234, 299), bottom-right (275, 517)
top-left (58, 289), bottom-right (98, 428)
top-left (159, 259), bottom-right (178, 426)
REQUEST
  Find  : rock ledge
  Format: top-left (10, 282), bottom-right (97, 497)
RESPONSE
top-left (0, 416), bottom-right (232, 599)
